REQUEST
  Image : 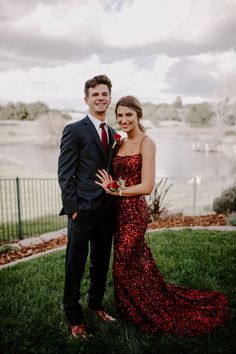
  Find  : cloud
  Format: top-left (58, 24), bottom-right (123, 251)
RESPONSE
top-left (101, 0), bottom-right (133, 13)
top-left (0, 0), bottom-right (235, 73)
top-left (0, 0), bottom-right (52, 21)
top-left (0, 28), bottom-right (102, 70)
top-left (0, 0), bottom-right (236, 107)
top-left (166, 58), bottom-right (223, 98)
top-left (165, 51), bottom-right (236, 99)
top-left (0, 55), bottom-right (177, 108)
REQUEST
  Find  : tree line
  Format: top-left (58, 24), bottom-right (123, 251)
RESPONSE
top-left (0, 101), bottom-right (71, 121)
top-left (1, 97), bottom-right (236, 126)
top-left (107, 96), bottom-right (236, 127)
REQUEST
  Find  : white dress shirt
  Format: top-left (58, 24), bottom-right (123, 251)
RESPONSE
top-left (88, 113), bottom-right (109, 142)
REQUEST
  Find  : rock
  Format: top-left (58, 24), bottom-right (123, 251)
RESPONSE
top-left (39, 230), bottom-right (65, 242)
top-left (18, 237), bottom-right (44, 248)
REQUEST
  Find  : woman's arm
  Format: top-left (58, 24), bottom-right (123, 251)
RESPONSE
top-left (96, 137), bottom-right (156, 197)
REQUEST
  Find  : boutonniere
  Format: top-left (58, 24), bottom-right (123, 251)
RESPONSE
top-left (112, 133), bottom-right (124, 148)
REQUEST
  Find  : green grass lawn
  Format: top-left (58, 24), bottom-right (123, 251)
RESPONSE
top-left (0, 215), bottom-right (67, 244)
top-left (1, 229), bottom-right (236, 354)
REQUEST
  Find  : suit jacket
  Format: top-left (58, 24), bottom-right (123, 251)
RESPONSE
top-left (58, 116), bottom-right (116, 216)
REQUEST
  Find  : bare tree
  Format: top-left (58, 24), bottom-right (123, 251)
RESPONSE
top-left (147, 178), bottom-right (173, 221)
top-left (36, 111), bottom-right (70, 146)
top-left (209, 75), bottom-right (236, 142)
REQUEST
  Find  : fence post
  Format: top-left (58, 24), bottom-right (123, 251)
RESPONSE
top-left (16, 177), bottom-right (23, 240)
top-left (193, 176), bottom-right (197, 216)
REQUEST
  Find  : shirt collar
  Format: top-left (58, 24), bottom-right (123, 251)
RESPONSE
top-left (88, 113), bottom-right (106, 130)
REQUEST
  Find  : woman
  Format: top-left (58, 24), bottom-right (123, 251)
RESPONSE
top-left (96, 95), bottom-right (229, 336)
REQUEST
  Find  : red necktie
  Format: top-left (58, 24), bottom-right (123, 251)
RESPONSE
top-left (100, 123), bottom-right (109, 152)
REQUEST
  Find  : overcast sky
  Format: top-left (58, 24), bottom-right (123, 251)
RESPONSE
top-left (0, 0), bottom-right (236, 110)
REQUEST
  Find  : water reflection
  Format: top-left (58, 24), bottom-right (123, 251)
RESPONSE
top-left (0, 129), bottom-right (235, 179)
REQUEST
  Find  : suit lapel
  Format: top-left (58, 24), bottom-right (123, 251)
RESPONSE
top-left (83, 116), bottom-right (105, 158)
top-left (108, 126), bottom-right (114, 150)
top-left (107, 127), bottom-right (115, 171)
top-left (83, 116), bottom-right (115, 167)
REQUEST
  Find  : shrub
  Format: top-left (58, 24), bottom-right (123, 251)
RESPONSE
top-left (227, 212), bottom-right (236, 226)
top-left (0, 101), bottom-right (49, 120)
top-left (147, 178), bottom-right (173, 221)
top-left (212, 184), bottom-right (236, 214)
top-left (0, 244), bottom-right (19, 254)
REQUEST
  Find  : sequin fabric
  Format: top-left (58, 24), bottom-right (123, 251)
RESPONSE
top-left (112, 154), bottom-right (230, 336)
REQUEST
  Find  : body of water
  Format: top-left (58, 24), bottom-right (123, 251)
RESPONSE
top-left (150, 130), bottom-right (235, 180)
top-left (0, 127), bottom-right (235, 181)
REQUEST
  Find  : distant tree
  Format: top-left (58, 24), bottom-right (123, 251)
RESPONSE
top-left (173, 96), bottom-right (183, 109)
top-left (142, 102), bottom-right (159, 115)
top-left (224, 102), bottom-right (236, 125)
top-left (27, 101), bottom-right (49, 119)
top-left (106, 103), bottom-right (119, 129)
top-left (36, 111), bottom-right (70, 146)
top-left (155, 103), bottom-right (180, 121)
top-left (209, 76), bottom-right (236, 140)
top-left (183, 103), bottom-right (214, 125)
top-left (0, 102), bottom-right (16, 120)
top-left (0, 101), bottom-right (49, 120)
top-left (210, 97), bottom-right (236, 123)
top-left (15, 102), bottom-right (30, 120)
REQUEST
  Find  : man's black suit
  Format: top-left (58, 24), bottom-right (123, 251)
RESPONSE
top-left (58, 116), bottom-right (116, 325)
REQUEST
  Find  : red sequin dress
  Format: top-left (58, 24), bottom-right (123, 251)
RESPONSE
top-left (112, 154), bottom-right (229, 336)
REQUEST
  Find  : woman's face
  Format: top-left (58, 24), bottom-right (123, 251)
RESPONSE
top-left (116, 105), bottom-right (139, 133)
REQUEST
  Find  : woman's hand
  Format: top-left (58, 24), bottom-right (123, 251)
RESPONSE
top-left (95, 169), bottom-right (113, 192)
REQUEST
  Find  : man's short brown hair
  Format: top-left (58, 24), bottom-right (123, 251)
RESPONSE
top-left (84, 74), bottom-right (112, 97)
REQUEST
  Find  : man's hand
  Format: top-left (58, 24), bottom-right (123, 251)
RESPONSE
top-left (95, 169), bottom-right (113, 192)
top-left (72, 212), bottom-right (77, 220)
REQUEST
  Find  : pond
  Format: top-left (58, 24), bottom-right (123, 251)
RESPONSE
top-left (149, 127), bottom-right (236, 180)
top-left (0, 125), bottom-right (235, 181)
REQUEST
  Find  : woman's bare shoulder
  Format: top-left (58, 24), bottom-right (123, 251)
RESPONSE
top-left (142, 135), bottom-right (156, 150)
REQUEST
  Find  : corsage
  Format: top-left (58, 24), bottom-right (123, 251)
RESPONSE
top-left (107, 177), bottom-right (126, 196)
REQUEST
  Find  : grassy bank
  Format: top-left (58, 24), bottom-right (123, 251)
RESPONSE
top-left (1, 229), bottom-right (236, 354)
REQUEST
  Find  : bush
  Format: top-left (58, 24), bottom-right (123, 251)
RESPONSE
top-left (227, 212), bottom-right (236, 226)
top-left (0, 101), bottom-right (49, 120)
top-left (0, 244), bottom-right (19, 254)
top-left (147, 178), bottom-right (173, 221)
top-left (212, 184), bottom-right (236, 214)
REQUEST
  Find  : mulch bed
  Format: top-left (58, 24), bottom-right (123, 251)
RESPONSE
top-left (0, 214), bottom-right (227, 266)
top-left (148, 213), bottom-right (226, 229)
top-left (0, 236), bottom-right (67, 266)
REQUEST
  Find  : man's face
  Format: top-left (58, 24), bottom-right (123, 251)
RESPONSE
top-left (84, 84), bottom-right (111, 118)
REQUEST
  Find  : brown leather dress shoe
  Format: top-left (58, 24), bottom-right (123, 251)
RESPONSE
top-left (69, 323), bottom-right (90, 341)
top-left (89, 309), bottom-right (117, 323)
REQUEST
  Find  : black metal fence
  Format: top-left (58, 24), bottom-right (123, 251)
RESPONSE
top-left (0, 178), bottom-right (67, 244)
top-left (1, 175), bottom-right (234, 245)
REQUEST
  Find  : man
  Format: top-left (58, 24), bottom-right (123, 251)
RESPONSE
top-left (58, 74), bottom-right (116, 340)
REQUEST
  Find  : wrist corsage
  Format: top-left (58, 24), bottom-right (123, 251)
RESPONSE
top-left (107, 177), bottom-right (126, 194)
top-left (112, 133), bottom-right (124, 148)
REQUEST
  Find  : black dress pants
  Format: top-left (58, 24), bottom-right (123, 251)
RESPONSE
top-left (63, 201), bottom-right (113, 325)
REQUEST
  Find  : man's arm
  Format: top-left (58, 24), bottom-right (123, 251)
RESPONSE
top-left (58, 124), bottom-right (79, 215)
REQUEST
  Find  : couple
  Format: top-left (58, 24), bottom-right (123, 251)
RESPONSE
top-left (58, 74), bottom-right (229, 341)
